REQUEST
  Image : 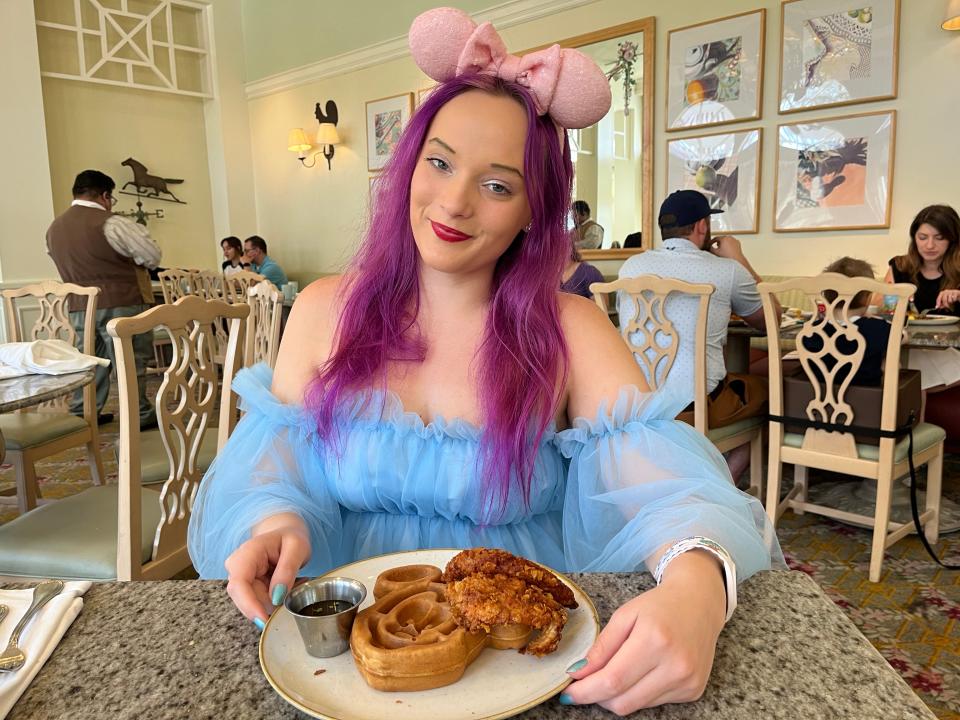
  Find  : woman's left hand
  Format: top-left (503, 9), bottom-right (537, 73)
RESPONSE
top-left (935, 289), bottom-right (960, 309)
top-left (562, 551), bottom-right (726, 716)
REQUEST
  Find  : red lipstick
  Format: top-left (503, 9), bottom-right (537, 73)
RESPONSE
top-left (430, 220), bottom-right (471, 243)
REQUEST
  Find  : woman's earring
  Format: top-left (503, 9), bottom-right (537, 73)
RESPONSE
top-left (523, 222), bottom-right (532, 233)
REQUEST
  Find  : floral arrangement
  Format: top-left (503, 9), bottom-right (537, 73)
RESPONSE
top-left (606, 40), bottom-right (638, 116)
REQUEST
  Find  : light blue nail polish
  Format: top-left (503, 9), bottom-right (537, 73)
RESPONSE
top-left (566, 658), bottom-right (588, 673)
top-left (558, 693), bottom-right (576, 706)
top-left (271, 584), bottom-right (287, 606)
top-left (253, 617), bottom-right (266, 631)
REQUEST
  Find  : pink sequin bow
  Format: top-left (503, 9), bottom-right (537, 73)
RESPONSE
top-left (409, 7), bottom-right (611, 130)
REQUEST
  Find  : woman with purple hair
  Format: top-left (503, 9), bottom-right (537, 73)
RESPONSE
top-left (188, 8), bottom-right (779, 713)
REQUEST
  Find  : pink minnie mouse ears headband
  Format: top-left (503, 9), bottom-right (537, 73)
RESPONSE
top-left (409, 7), bottom-right (612, 130)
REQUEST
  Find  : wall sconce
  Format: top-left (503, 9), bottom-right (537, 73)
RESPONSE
top-left (287, 100), bottom-right (340, 170)
top-left (945, 0), bottom-right (960, 29)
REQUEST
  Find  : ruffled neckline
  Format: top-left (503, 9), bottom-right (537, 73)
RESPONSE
top-left (232, 364), bottom-right (689, 446)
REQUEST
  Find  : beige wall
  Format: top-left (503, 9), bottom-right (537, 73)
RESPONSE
top-left (246, 0), bottom-right (960, 283)
top-left (1, 0), bottom-right (256, 286)
top-left (0, 0), bottom-right (57, 284)
top-left (42, 78), bottom-right (218, 271)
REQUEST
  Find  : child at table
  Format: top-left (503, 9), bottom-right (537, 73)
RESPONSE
top-left (801, 257), bottom-right (890, 387)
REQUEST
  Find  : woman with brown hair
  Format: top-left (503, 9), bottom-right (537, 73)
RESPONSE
top-left (887, 205), bottom-right (960, 392)
top-left (885, 204), bottom-right (960, 313)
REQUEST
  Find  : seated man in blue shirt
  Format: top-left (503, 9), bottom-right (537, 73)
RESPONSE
top-left (243, 235), bottom-right (288, 289)
top-left (618, 190), bottom-right (782, 480)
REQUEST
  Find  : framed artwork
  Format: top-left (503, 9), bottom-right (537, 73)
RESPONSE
top-left (779, 0), bottom-right (900, 113)
top-left (774, 110), bottom-right (896, 232)
top-left (665, 9), bottom-right (765, 131)
top-left (667, 128), bottom-right (762, 234)
top-left (416, 84), bottom-right (437, 106)
top-left (365, 92), bottom-right (413, 172)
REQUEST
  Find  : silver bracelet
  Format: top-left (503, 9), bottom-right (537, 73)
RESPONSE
top-left (653, 536), bottom-right (738, 623)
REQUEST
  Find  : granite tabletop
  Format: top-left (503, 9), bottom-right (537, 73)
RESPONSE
top-left (0, 369), bottom-right (95, 413)
top-left (10, 570), bottom-right (934, 720)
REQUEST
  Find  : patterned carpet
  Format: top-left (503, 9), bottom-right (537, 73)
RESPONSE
top-left (2, 398), bottom-right (959, 719)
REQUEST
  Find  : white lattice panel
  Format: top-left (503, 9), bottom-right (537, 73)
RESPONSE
top-left (35, 0), bottom-right (212, 98)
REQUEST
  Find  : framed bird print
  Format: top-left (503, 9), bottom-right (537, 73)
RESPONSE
top-left (667, 128), bottom-right (762, 234)
top-left (779, 0), bottom-right (900, 113)
top-left (665, 9), bottom-right (765, 131)
top-left (774, 110), bottom-right (896, 231)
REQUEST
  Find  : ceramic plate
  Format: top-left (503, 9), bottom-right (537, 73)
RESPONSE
top-left (259, 549), bottom-right (600, 720)
top-left (908, 315), bottom-right (960, 326)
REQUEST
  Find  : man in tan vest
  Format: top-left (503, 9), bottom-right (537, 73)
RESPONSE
top-left (46, 170), bottom-right (161, 429)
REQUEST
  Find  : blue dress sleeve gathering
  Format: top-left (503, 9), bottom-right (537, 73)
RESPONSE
top-left (555, 386), bottom-right (781, 581)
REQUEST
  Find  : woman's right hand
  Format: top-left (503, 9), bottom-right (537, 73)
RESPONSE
top-left (224, 520), bottom-right (311, 626)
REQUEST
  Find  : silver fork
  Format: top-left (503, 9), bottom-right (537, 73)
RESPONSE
top-left (0, 580), bottom-right (64, 672)
top-left (909, 301), bottom-right (932, 319)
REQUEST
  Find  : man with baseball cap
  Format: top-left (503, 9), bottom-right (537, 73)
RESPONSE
top-left (617, 190), bottom-right (780, 480)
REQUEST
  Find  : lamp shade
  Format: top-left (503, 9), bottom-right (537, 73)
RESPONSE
top-left (316, 123), bottom-right (340, 146)
top-left (945, 0), bottom-right (960, 29)
top-left (287, 128), bottom-right (311, 152)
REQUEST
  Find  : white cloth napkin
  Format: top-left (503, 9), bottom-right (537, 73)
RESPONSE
top-left (0, 340), bottom-right (109, 380)
top-left (908, 347), bottom-right (960, 390)
top-left (0, 581), bottom-right (91, 719)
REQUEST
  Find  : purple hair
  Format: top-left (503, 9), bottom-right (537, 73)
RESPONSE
top-left (306, 74), bottom-right (573, 519)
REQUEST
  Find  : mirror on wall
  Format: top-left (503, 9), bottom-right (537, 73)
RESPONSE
top-left (529, 18), bottom-right (655, 259)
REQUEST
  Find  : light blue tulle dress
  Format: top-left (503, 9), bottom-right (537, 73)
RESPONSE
top-left (188, 364), bottom-right (782, 581)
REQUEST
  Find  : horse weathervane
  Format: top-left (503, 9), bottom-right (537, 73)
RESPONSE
top-left (119, 158), bottom-right (187, 204)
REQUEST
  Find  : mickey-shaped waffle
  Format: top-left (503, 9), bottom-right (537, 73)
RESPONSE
top-left (349, 565), bottom-right (487, 692)
top-left (350, 550), bottom-right (578, 692)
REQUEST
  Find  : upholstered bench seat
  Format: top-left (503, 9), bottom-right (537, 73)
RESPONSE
top-left (0, 485), bottom-right (162, 580)
top-left (707, 416), bottom-right (764, 445)
top-left (133, 430), bottom-right (219, 485)
top-left (783, 422), bottom-right (945, 462)
top-left (0, 413), bottom-right (88, 450)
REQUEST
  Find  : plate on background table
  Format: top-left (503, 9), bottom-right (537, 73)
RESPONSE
top-left (907, 315), bottom-right (960, 326)
top-left (259, 549), bottom-right (600, 720)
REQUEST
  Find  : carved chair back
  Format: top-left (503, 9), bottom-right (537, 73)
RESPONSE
top-left (223, 270), bottom-right (266, 304)
top-left (591, 276), bottom-right (714, 432)
top-left (107, 295), bottom-right (249, 580)
top-left (759, 274), bottom-right (913, 459)
top-left (1, 280), bottom-right (99, 414)
top-left (245, 280), bottom-right (283, 368)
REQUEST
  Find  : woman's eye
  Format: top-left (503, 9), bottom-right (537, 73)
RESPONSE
top-left (427, 157), bottom-right (450, 172)
top-left (484, 181), bottom-right (511, 196)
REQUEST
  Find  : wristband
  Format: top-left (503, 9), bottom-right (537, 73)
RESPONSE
top-left (653, 536), bottom-right (737, 623)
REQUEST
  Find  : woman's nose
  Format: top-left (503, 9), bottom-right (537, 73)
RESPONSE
top-left (439, 178), bottom-right (474, 218)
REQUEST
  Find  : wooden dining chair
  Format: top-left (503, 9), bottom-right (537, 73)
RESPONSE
top-left (193, 270), bottom-right (227, 301)
top-left (0, 281), bottom-right (105, 514)
top-left (245, 280), bottom-right (283, 368)
top-left (223, 270), bottom-right (267, 304)
top-left (157, 268), bottom-right (200, 304)
top-left (591, 276), bottom-right (763, 497)
top-left (153, 268), bottom-right (199, 375)
top-left (155, 269), bottom-right (229, 370)
top-left (760, 275), bottom-right (945, 582)
top-left (0, 295), bottom-right (248, 580)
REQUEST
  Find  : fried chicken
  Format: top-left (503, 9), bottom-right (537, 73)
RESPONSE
top-left (442, 548), bottom-right (578, 609)
top-left (445, 574), bottom-right (568, 656)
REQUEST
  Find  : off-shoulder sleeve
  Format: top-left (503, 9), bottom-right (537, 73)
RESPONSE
top-left (187, 364), bottom-right (342, 578)
top-left (555, 386), bottom-right (783, 582)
